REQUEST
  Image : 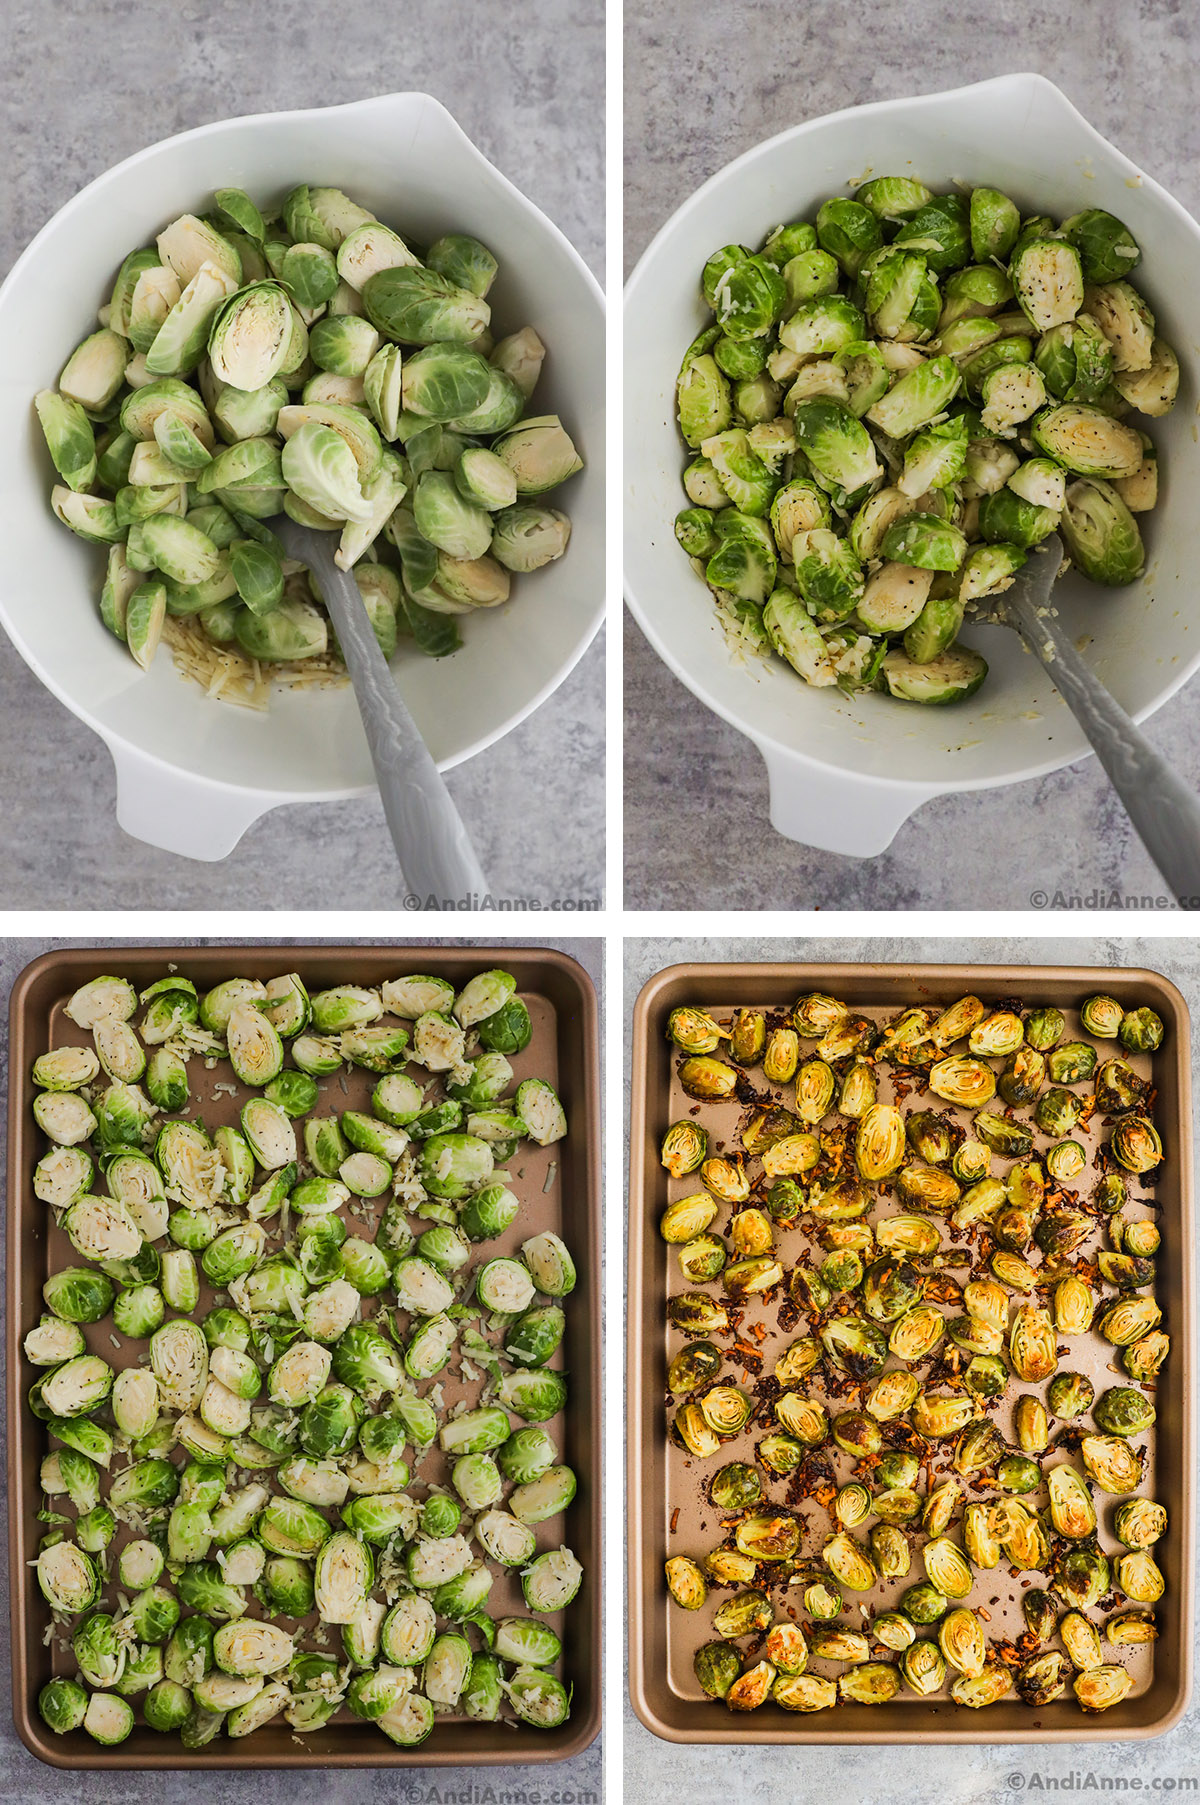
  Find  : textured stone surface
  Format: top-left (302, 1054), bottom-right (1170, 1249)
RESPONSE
top-left (624, 0), bottom-right (1200, 909)
top-left (0, 934), bottom-right (602, 1802)
top-left (623, 931), bottom-right (1200, 1803)
top-left (0, 0), bottom-right (604, 910)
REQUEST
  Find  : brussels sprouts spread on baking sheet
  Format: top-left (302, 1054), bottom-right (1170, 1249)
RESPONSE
top-left (26, 962), bottom-right (581, 1749)
top-left (658, 985), bottom-right (1168, 1717)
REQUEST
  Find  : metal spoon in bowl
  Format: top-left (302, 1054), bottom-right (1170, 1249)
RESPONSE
top-left (971, 532), bottom-right (1200, 906)
top-left (272, 515), bottom-right (488, 905)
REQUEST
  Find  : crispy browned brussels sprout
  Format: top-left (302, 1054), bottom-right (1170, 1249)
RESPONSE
top-left (974, 1112), bottom-right (1033, 1157)
top-left (929, 1056), bottom-right (996, 1109)
top-left (712, 1589), bottom-right (774, 1640)
top-left (1079, 1433), bottom-right (1143, 1494)
top-left (901, 1639), bottom-right (946, 1695)
top-left (1080, 994), bottom-right (1124, 1039)
top-left (1093, 1385), bottom-right (1156, 1438)
top-left (730, 1008), bottom-right (766, 1066)
top-left (998, 1045), bottom-right (1046, 1106)
top-left (855, 1104), bottom-right (906, 1180)
top-left (726, 1659), bottom-right (778, 1712)
top-left (661, 1120), bottom-right (709, 1177)
top-left (677, 1234), bottom-right (728, 1284)
top-left (1052, 1543), bottom-right (1111, 1610)
top-left (1105, 1610), bottom-right (1157, 1646)
top-left (660, 1192), bottom-right (718, 1243)
top-left (1013, 1393), bottom-right (1050, 1455)
top-left (762, 1027), bottom-right (799, 1083)
top-left (1048, 1371), bottom-right (1095, 1419)
top-left (668, 1291), bottom-right (730, 1337)
top-left (1113, 1495), bottom-right (1164, 1552)
top-left (1022, 1589), bottom-right (1059, 1642)
top-left (822, 1531), bottom-right (878, 1592)
top-left (1074, 1665), bottom-right (1134, 1712)
top-left (665, 1555), bottom-right (709, 1610)
top-left (772, 1672), bottom-right (837, 1712)
top-left (1118, 1006), bottom-right (1164, 1053)
top-left (728, 1207), bottom-right (774, 1258)
top-left (793, 993), bottom-right (850, 1039)
top-left (820, 1313), bottom-right (889, 1379)
top-left (870, 1527), bottom-right (912, 1582)
top-left (694, 1640), bottom-right (741, 1698)
top-left (668, 1340), bottom-right (722, 1395)
top-left (1099, 1295), bottom-right (1162, 1346)
top-left (764, 1621), bottom-right (809, 1675)
top-left (837, 1058), bottom-right (877, 1119)
top-left (1047, 1464), bottom-right (1099, 1540)
top-left (701, 1156), bottom-right (749, 1203)
top-left (804, 1580), bottom-right (843, 1621)
top-left (1035, 1085), bottom-right (1081, 1137)
top-left (1047, 1041), bottom-right (1097, 1084)
top-left (795, 1058), bottom-right (836, 1124)
top-left (668, 1007), bottom-right (726, 1055)
top-left (1025, 1006), bottom-right (1066, 1051)
top-left (758, 1432), bottom-right (805, 1475)
top-left (1017, 1651), bottom-right (1069, 1706)
top-left (1123, 1330), bottom-right (1169, 1383)
top-left (1110, 1114), bottom-right (1162, 1174)
top-left (678, 1057), bottom-right (740, 1102)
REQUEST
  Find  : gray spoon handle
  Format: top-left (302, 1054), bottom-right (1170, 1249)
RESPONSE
top-left (281, 522), bottom-right (488, 903)
top-left (1006, 586), bottom-right (1200, 907)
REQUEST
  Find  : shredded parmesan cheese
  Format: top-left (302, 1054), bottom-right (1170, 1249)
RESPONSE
top-left (162, 616), bottom-right (350, 712)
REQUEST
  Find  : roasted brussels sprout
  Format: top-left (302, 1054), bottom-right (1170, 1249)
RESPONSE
top-left (694, 1640), bottom-right (742, 1699)
top-left (661, 1120), bottom-right (709, 1178)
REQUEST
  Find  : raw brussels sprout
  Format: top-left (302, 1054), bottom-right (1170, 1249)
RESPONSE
top-left (1058, 475), bottom-right (1145, 586)
top-left (37, 1541), bottom-right (100, 1614)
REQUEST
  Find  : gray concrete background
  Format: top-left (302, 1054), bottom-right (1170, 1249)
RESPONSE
top-left (0, 934), bottom-right (602, 1803)
top-left (623, 932), bottom-right (1200, 1805)
top-left (623, 0), bottom-right (1200, 910)
top-left (0, 0), bottom-right (604, 910)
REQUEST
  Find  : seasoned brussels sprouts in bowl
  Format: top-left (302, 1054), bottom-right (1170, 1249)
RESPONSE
top-left (625, 73), bottom-right (1200, 854)
top-left (0, 93), bottom-right (602, 858)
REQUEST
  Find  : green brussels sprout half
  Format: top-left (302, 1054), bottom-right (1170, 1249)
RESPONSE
top-left (82, 1691), bottom-right (136, 1746)
top-left (1119, 1006), bottom-right (1165, 1053)
top-left (1061, 209), bottom-right (1142, 285)
top-left (879, 511), bottom-right (967, 573)
top-left (891, 193), bottom-right (970, 272)
top-left (790, 399), bottom-right (882, 505)
top-left (39, 1675), bottom-right (91, 1735)
top-left (1060, 478), bottom-right (1145, 587)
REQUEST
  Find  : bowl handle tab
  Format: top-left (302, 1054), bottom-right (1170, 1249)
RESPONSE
top-left (106, 738), bottom-right (274, 862)
top-left (758, 741), bottom-right (940, 859)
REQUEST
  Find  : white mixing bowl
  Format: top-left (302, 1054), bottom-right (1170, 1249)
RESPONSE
top-left (0, 93), bottom-right (604, 860)
top-left (625, 73), bottom-right (1198, 857)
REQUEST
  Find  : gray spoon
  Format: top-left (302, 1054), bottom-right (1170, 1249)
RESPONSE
top-left (973, 532), bottom-right (1200, 907)
top-left (273, 516), bottom-right (488, 905)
